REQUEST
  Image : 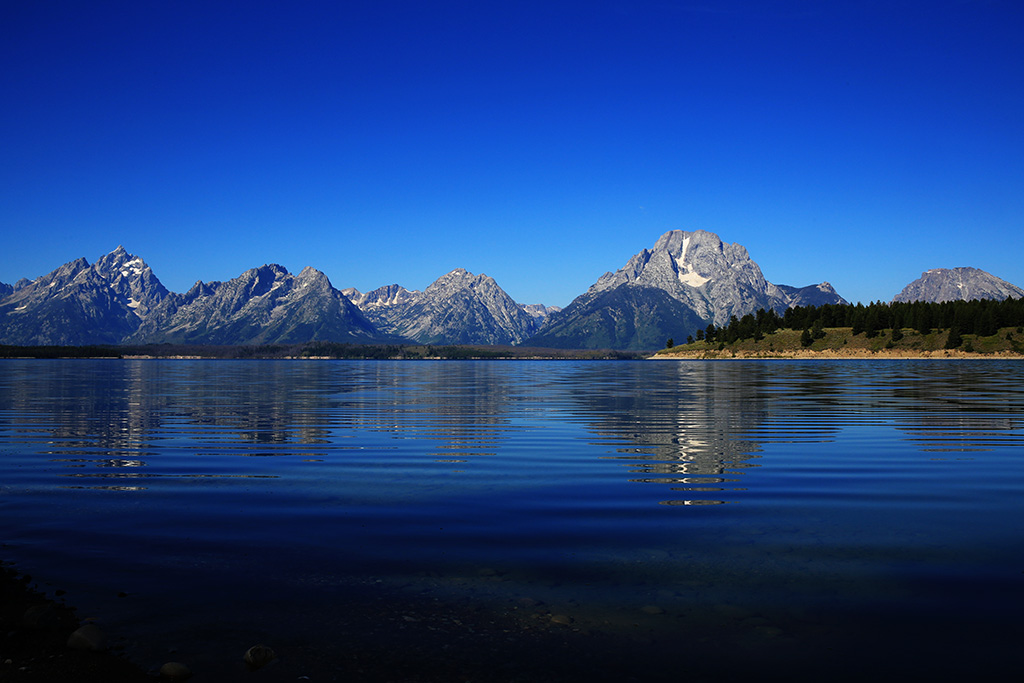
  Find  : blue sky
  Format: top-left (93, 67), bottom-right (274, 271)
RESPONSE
top-left (2, 1), bottom-right (1022, 307)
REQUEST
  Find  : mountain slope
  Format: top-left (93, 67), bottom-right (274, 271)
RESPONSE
top-left (129, 264), bottom-right (385, 345)
top-left (344, 269), bottom-right (542, 345)
top-left (0, 247), bottom-right (168, 345)
top-left (892, 267), bottom-right (1024, 303)
top-left (527, 285), bottom-right (706, 350)
top-left (529, 230), bottom-right (846, 350)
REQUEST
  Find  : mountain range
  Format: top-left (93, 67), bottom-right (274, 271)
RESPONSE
top-left (0, 247), bottom-right (169, 345)
top-left (2, 232), bottom-right (1021, 349)
top-left (125, 263), bottom-right (386, 346)
top-left (342, 269), bottom-right (557, 346)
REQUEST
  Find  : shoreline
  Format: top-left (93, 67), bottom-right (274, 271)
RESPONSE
top-left (652, 347), bottom-right (1024, 360)
top-left (0, 562), bottom-right (150, 682)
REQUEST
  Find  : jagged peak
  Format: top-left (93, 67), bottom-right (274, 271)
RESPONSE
top-left (65, 256), bottom-right (90, 268)
top-left (441, 267), bottom-right (480, 280)
top-left (379, 283), bottom-right (417, 296)
top-left (94, 245), bottom-right (153, 280)
top-left (97, 245), bottom-right (132, 263)
top-left (297, 265), bottom-right (326, 279)
top-left (344, 283), bottom-right (421, 310)
top-left (296, 266), bottom-right (334, 290)
top-left (254, 263), bottom-right (290, 276)
top-left (427, 268), bottom-right (495, 292)
top-left (46, 257), bottom-right (92, 281)
top-left (651, 229), bottom-right (724, 252)
top-left (185, 279), bottom-right (220, 297)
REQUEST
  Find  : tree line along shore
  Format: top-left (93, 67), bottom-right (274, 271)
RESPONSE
top-left (656, 298), bottom-right (1024, 359)
top-left (3, 298), bottom-right (1023, 360)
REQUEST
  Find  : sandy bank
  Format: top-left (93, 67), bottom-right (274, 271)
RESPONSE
top-left (652, 348), bottom-right (1024, 360)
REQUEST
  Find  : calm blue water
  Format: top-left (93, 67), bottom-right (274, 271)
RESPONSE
top-left (1, 359), bottom-right (1022, 681)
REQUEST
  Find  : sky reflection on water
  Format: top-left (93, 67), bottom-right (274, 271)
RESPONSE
top-left (1, 359), bottom-right (1022, 681)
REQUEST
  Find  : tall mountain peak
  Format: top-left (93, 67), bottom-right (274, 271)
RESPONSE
top-left (529, 229), bottom-right (846, 350)
top-left (587, 230), bottom-right (767, 306)
top-left (0, 248), bottom-right (169, 345)
top-left (92, 246), bottom-right (168, 316)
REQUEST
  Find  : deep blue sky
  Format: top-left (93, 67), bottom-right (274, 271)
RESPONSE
top-left (2, 0), bottom-right (1022, 307)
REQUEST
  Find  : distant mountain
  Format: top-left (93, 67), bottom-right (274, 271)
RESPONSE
top-left (519, 303), bottom-right (561, 323)
top-left (2, 278), bottom-right (33, 298)
top-left (129, 264), bottom-right (386, 345)
top-left (0, 246), bottom-right (169, 345)
top-left (528, 230), bottom-right (846, 350)
top-left (343, 268), bottom-right (545, 345)
top-left (775, 283), bottom-right (848, 308)
top-left (892, 267), bottom-right (1024, 304)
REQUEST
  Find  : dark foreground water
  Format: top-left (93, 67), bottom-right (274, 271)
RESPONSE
top-left (1, 359), bottom-right (1023, 681)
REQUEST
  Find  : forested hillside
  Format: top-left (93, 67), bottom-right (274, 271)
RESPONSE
top-left (670, 297), bottom-right (1024, 354)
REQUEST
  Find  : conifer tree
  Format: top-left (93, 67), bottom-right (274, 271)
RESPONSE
top-left (945, 326), bottom-right (963, 349)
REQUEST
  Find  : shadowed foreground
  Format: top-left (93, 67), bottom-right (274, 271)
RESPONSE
top-left (3, 560), bottom-right (1019, 683)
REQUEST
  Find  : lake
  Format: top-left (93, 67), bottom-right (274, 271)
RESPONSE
top-left (1, 359), bottom-right (1022, 681)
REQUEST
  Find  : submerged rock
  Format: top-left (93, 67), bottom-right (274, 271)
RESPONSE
top-left (67, 623), bottom-right (107, 651)
top-left (159, 661), bottom-right (193, 680)
top-left (243, 644), bottom-right (276, 670)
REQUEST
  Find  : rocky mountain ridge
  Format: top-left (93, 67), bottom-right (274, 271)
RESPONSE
top-left (343, 268), bottom-right (553, 345)
top-left (530, 230), bottom-right (848, 350)
top-left (0, 248), bottom-right (549, 347)
top-left (590, 230), bottom-right (846, 325)
top-left (127, 264), bottom-right (385, 346)
top-left (3, 236), bottom-right (1021, 349)
top-left (0, 247), bottom-right (169, 345)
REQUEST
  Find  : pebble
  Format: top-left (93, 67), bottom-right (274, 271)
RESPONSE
top-left (550, 614), bottom-right (574, 626)
top-left (159, 661), bottom-right (193, 681)
top-left (67, 624), bottom-right (107, 652)
top-left (243, 644), bottom-right (277, 670)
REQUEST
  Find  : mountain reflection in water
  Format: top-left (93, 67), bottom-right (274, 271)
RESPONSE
top-left (1, 359), bottom-right (1023, 681)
